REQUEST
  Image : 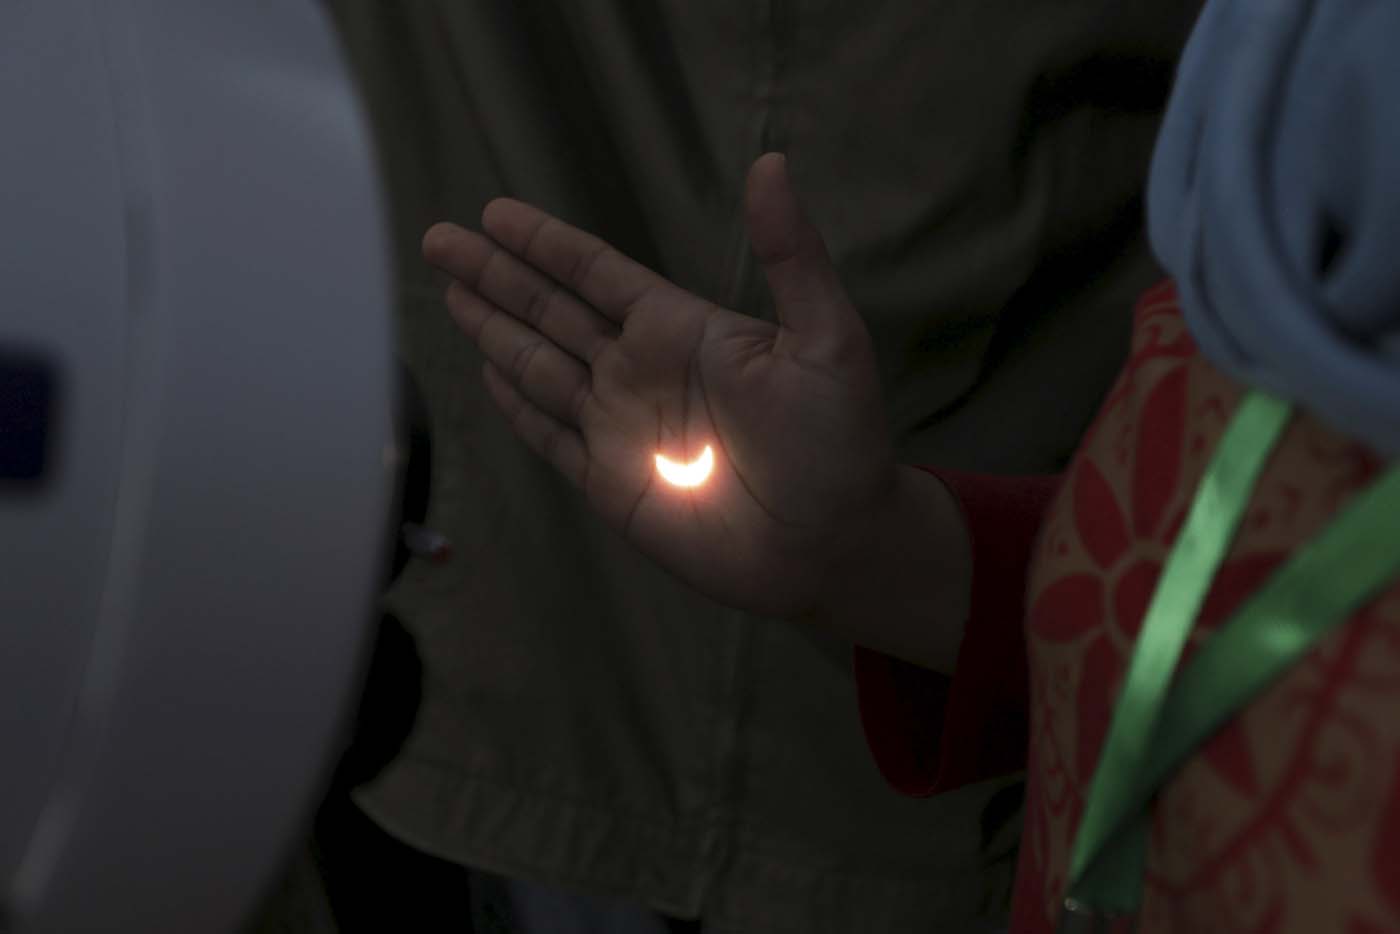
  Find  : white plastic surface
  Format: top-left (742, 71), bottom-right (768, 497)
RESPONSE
top-left (0, 1), bottom-right (394, 931)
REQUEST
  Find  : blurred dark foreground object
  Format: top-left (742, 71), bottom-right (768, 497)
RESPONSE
top-left (242, 364), bottom-right (476, 933)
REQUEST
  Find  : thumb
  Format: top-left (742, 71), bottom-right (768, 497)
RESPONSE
top-left (745, 153), bottom-right (866, 355)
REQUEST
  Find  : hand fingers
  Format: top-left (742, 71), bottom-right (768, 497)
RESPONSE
top-left (446, 280), bottom-right (597, 432)
top-left (423, 222), bottom-right (617, 367)
top-left (476, 199), bottom-right (709, 326)
top-left (481, 359), bottom-right (590, 491)
top-left (744, 154), bottom-right (868, 364)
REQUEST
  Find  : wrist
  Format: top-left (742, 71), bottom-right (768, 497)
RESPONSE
top-left (797, 465), bottom-right (972, 673)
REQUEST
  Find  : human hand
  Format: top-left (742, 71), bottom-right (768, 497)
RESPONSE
top-left (421, 153), bottom-right (900, 621)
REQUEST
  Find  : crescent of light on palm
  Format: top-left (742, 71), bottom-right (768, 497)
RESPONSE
top-left (654, 444), bottom-right (715, 488)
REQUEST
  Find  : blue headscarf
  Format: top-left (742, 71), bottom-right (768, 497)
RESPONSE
top-left (1148, 0), bottom-right (1400, 457)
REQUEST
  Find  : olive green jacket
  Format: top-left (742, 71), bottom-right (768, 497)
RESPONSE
top-left (324, 2), bottom-right (1197, 931)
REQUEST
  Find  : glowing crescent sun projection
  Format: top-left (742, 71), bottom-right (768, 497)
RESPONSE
top-left (654, 444), bottom-right (715, 488)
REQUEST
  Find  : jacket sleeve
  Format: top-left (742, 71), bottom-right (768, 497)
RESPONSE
top-left (852, 468), bottom-right (1062, 796)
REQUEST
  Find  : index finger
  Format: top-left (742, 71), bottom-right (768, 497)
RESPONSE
top-left (479, 198), bottom-right (693, 326)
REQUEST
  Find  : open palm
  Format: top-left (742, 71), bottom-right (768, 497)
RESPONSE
top-left (422, 153), bottom-right (899, 620)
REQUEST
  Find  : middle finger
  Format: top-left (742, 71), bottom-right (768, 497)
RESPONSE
top-left (427, 223), bottom-right (618, 369)
top-left (445, 280), bottom-right (596, 431)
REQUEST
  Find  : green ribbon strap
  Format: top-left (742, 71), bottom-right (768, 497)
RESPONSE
top-left (1066, 389), bottom-right (1400, 920)
top-left (1065, 391), bottom-right (1292, 915)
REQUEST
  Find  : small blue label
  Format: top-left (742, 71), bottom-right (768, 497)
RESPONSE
top-left (1, 348), bottom-right (56, 481)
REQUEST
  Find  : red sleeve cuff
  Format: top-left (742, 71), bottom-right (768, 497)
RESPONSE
top-left (853, 469), bottom-right (1062, 796)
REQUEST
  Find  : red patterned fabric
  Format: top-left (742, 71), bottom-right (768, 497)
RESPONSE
top-left (853, 280), bottom-right (1400, 933)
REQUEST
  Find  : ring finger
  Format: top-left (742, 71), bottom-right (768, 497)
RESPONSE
top-left (445, 280), bottom-right (596, 431)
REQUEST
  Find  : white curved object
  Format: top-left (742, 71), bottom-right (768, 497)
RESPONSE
top-left (654, 445), bottom-right (715, 489)
top-left (0, 2), bottom-right (394, 931)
